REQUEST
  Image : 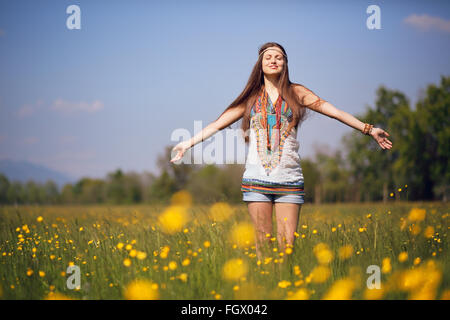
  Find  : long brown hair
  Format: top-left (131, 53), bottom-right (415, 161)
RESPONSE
top-left (217, 42), bottom-right (325, 142)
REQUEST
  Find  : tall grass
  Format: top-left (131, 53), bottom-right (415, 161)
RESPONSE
top-left (0, 201), bottom-right (448, 299)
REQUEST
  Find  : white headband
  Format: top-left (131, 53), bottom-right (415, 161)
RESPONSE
top-left (259, 47), bottom-right (287, 58)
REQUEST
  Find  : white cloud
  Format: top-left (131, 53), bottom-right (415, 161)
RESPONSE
top-left (51, 99), bottom-right (104, 114)
top-left (16, 100), bottom-right (44, 118)
top-left (404, 14), bottom-right (450, 33)
top-left (17, 104), bottom-right (36, 117)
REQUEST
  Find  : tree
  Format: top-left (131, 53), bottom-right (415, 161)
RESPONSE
top-left (408, 75), bottom-right (449, 200)
top-left (343, 85), bottom-right (412, 202)
top-left (0, 173), bottom-right (10, 204)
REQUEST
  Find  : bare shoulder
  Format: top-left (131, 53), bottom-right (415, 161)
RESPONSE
top-left (291, 83), bottom-right (326, 110)
top-left (291, 83), bottom-right (314, 97)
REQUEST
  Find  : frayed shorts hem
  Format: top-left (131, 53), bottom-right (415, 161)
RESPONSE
top-left (243, 191), bottom-right (304, 204)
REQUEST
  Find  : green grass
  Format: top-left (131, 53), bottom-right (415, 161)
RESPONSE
top-left (0, 201), bottom-right (448, 300)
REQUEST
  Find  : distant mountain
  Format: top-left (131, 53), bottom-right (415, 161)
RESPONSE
top-left (0, 158), bottom-right (77, 190)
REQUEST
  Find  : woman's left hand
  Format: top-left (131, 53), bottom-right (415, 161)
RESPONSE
top-left (371, 128), bottom-right (393, 150)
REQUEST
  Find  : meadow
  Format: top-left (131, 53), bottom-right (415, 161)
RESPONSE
top-left (0, 192), bottom-right (448, 300)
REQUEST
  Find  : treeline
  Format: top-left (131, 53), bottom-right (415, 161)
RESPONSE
top-left (0, 76), bottom-right (448, 205)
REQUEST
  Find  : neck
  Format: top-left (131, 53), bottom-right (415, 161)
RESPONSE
top-left (263, 74), bottom-right (280, 92)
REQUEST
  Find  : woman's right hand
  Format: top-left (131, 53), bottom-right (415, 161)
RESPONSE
top-left (170, 141), bottom-right (191, 163)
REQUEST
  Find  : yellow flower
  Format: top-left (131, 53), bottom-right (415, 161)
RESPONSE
top-left (286, 288), bottom-right (310, 300)
top-left (410, 224), bottom-right (421, 236)
top-left (309, 265), bottom-right (331, 283)
top-left (123, 258), bottom-right (132, 267)
top-left (398, 252), bottom-right (408, 263)
top-left (177, 273), bottom-right (188, 282)
top-left (413, 257), bottom-right (421, 266)
top-left (222, 258), bottom-right (248, 281)
top-left (137, 251), bottom-right (147, 260)
top-left (313, 243), bottom-right (334, 265)
top-left (36, 216), bottom-right (43, 222)
top-left (160, 246), bottom-right (170, 259)
top-left (423, 226), bottom-right (434, 238)
top-left (203, 241), bottom-right (211, 248)
top-left (129, 249), bottom-right (137, 258)
top-left (209, 202), bottom-right (234, 222)
top-left (158, 205), bottom-right (190, 234)
top-left (45, 292), bottom-right (72, 300)
top-left (168, 261), bottom-right (177, 270)
top-left (170, 190), bottom-right (192, 207)
top-left (125, 244), bottom-right (132, 251)
top-left (26, 269), bottom-right (34, 276)
top-left (381, 257), bottom-right (392, 274)
top-left (408, 208), bottom-right (426, 222)
top-left (390, 192), bottom-right (394, 197)
top-left (285, 247), bottom-right (293, 255)
top-left (117, 242), bottom-right (124, 250)
top-left (322, 278), bottom-right (356, 300)
top-left (181, 258), bottom-right (190, 266)
top-left (229, 222), bottom-right (255, 248)
top-left (363, 285), bottom-right (385, 300)
top-left (407, 263), bottom-right (441, 300)
top-left (338, 245), bottom-right (353, 260)
top-left (278, 280), bottom-right (291, 288)
top-left (39, 271), bottom-right (46, 277)
top-left (124, 279), bottom-right (159, 300)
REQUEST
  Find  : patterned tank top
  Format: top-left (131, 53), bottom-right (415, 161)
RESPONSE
top-left (241, 86), bottom-right (305, 197)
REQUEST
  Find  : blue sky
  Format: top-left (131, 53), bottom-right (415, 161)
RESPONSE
top-left (0, 0), bottom-right (449, 180)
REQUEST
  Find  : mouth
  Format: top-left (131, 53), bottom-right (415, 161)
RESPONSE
top-left (269, 66), bottom-right (278, 69)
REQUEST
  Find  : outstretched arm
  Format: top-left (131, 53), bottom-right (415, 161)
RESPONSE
top-left (170, 103), bottom-right (246, 162)
top-left (294, 85), bottom-right (393, 150)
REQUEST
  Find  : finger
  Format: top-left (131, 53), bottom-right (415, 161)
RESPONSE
top-left (170, 154), bottom-right (181, 162)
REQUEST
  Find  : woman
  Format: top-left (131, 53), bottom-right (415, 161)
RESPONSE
top-left (170, 42), bottom-right (392, 259)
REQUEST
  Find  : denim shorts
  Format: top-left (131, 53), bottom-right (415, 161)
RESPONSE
top-left (243, 192), bottom-right (304, 204)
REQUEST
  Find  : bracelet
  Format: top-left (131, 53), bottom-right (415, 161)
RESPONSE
top-left (362, 123), bottom-right (373, 135)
